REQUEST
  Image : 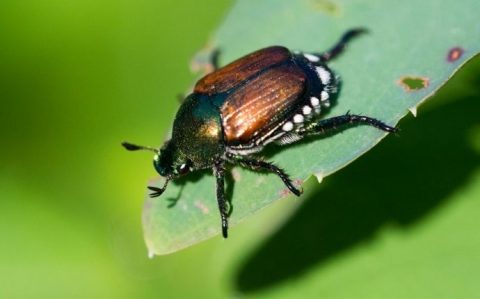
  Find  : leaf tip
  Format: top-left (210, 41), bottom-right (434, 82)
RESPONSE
top-left (147, 249), bottom-right (156, 259)
top-left (314, 173), bottom-right (324, 184)
top-left (409, 106), bottom-right (418, 117)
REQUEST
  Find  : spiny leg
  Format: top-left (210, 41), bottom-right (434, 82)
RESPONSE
top-left (312, 28), bottom-right (368, 63)
top-left (214, 160), bottom-right (229, 238)
top-left (298, 112), bottom-right (398, 136)
top-left (226, 153), bottom-right (302, 196)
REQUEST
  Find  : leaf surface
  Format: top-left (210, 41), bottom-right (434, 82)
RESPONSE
top-left (143, 0), bottom-right (480, 255)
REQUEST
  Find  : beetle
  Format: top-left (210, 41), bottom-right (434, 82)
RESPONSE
top-left (122, 28), bottom-right (397, 238)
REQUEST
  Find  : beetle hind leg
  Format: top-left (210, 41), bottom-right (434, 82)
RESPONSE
top-left (298, 112), bottom-right (398, 137)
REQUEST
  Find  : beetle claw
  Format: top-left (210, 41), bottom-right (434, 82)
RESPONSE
top-left (148, 186), bottom-right (165, 198)
top-left (290, 186), bottom-right (303, 197)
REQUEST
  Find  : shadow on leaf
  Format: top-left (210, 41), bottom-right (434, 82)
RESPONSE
top-left (235, 60), bottom-right (480, 293)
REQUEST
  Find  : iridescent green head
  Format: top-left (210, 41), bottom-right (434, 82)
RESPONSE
top-left (121, 93), bottom-right (224, 196)
top-left (152, 140), bottom-right (192, 178)
top-left (121, 139), bottom-right (193, 197)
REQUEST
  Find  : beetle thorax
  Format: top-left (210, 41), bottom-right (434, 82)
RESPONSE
top-left (172, 94), bottom-right (224, 168)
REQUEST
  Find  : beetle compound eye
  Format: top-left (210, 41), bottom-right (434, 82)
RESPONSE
top-left (177, 163), bottom-right (190, 175)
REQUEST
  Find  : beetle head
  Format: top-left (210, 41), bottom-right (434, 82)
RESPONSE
top-left (121, 140), bottom-right (192, 180)
top-left (153, 140), bottom-right (192, 178)
top-left (122, 140), bottom-right (193, 198)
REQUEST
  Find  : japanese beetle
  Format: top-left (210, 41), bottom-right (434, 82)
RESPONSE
top-left (123, 29), bottom-right (397, 238)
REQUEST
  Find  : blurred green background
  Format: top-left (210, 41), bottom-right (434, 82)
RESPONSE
top-left (1, 0), bottom-right (479, 298)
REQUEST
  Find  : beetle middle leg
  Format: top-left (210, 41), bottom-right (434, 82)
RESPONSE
top-left (226, 153), bottom-right (303, 196)
top-left (214, 159), bottom-right (229, 238)
top-left (298, 112), bottom-right (398, 136)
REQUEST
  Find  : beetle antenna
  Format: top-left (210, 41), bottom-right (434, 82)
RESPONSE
top-left (121, 141), bottom-right (159, 154)
top-left (148, 178), bottom-right (170, 198)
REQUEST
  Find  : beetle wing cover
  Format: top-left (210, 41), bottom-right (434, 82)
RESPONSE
top-left (194, 46), bottom-right (291, 95)
top-left (221, 63), bottom-right (306, 145)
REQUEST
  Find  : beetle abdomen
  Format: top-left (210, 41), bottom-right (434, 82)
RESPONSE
top-left (194, 46), bottom-right (291, 95)
top-left (221, 63), bottom-right (307, 145)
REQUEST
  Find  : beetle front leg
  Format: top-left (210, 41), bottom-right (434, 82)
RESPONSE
top-left (226, 153), bottom-right (303, 196)
top-left (213, 159), bottom-right (229, 238)
top-left (298, 112), bottom-right (398, 136)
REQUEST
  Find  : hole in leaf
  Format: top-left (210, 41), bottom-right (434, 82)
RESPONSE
top-left (398, 76), bottom-right (429, 92)
top-left (447, 47), bottom-right (464, 63)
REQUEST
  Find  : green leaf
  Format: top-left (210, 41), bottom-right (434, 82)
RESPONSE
top-left (143, 0), bottom-right (480, 255)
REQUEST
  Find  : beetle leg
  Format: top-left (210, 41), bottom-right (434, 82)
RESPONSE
top-left (210, 48), bottom-right (221, 71)
top-left (226, 153), bottom-right (303, 196)
top-left (213, 159), bottom-right (229, 238)
top-left (298, 112), bottom-right (398, 136)
top-left (313, 28), bottom-right (368, 63)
